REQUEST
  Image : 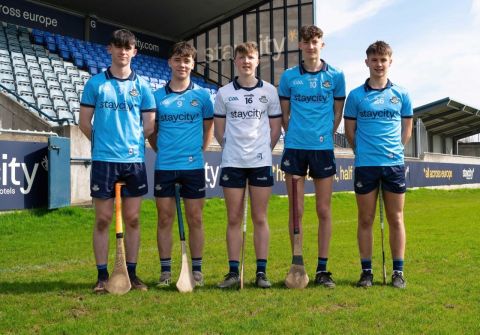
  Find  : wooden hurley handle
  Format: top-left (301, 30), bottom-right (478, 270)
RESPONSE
top-left (115, 182), bottom-right (126, 235)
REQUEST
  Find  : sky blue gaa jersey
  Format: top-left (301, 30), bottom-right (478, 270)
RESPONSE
top-left (154, 81), bottom-right (214, 170)
top-left (80, 69), bottom-right (156, 162)
top-left (344, 79), bottom-right (413, 167)
top-left (278, 61), bottom-right (346, 150)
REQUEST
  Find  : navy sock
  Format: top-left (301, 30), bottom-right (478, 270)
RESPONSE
top-left (361, 258), bottom-right (372, 273)
top-left (192, 257), bottom-right (202, 272)
top-left (160, 258), bottom-right (171, 273)
top-left (96, 264), bottom-right (108, 281)
top-left (256, 259), bottom-right (267, 274)
top-left (316, 257), bottom-right (328, 273)
top-left (393, 259), bottom-right (404, 273)
top-left (126, 262), bottom-right (137, 279)
top-left (229, 260), bottom-right (239, 274)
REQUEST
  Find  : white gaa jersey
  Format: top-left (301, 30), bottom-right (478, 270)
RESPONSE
top-left (214, 78), bottom-right (282, 168)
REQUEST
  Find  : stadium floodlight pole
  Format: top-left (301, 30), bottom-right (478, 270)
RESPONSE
top-left (240, 185), bottom-right (248, 290)
top-left (379, 184), bottom-right (387, 285)
top-left (285, 177), bottom-right (309, 289)
top-left (105, 181), bottom-right (131, 295)
top-left (174, 183), bottom-right (196, 293)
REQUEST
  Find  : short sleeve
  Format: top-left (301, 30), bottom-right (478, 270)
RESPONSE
top-left (267, 85), bottom-right (282, 117)
top-left (140, 81), bottom-right (156, 112)
top-left (80, 78), bottom-right (97, 107)
top-left (202, 90), bottom-right (214, 119)
top-left (334, 71), bottom-right (346, 99)
top-left (401, 91), bottom-right (413, 118)
top-left (214, 89), bottom-right (226, 117)
top-left (343, 91), bottom-right (358, 120)
top-left (278, 71), bottom-right (291, 99)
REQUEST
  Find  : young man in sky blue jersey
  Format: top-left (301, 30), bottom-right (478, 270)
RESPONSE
top-left (148, 42), bottom-right (214, 287)
top-left (279, 25), bottom-right (346, 288)
top-left (344, 41), bottom-right (413, 288)
top-left (79, 29), bottom-right (156, 294)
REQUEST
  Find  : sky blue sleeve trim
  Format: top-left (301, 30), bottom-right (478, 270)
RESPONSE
top-left (214, 114), bottom-right (226, 118)
top-left (343, 116), bottom-right (357, 120)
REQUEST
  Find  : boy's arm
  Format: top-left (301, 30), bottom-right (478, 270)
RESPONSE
top-left (79, 106), bottom-right (94, 140)
top-left (213, 117), bottom-right (225, 148)
top-left (333, 99), bottom-right (345, 133)
top-left (147, 122), bottom-right (158, 152)
top-left (142, 111), bottom-right (156, 138)
top-left (203, 119), bottom-right (214, 151)
top-left (281, 100), bottom-right (291, 131)
top-left (344, 119), bottom-right (356, 152)
top-left (402, 118), bottom-right (413, 146)
top-left (269, 116), bottom-right (282, 150)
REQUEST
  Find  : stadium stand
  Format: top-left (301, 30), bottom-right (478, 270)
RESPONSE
top-left (0, 21), bottom-right (218, 127)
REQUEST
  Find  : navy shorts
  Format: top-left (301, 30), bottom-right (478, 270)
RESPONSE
top-left (154, 169), bottom-right (205, 199)
top-left (90, 161), bottom-right (148, 199)
top-left (354, 165), bottom-right (407, 194)
top-left (281, 148), bottom-right (336, 179)
top-left (219, 166), bottom-right (274, 188)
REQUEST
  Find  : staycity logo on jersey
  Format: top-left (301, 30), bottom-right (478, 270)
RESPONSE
top-left (359, 109), bottom-right (397, 119)
top-left (292, 93), bottom-right (330, 104)
top-left (99, 100), bottom-right (134, 111)
top-left (0, 153), bottom-right (44, 195)
top-left (158, 112), bottom-right (200, 123)
top-left (231, 109), bottom-right (264, 119)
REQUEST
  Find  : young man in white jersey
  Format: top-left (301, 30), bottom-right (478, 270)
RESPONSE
top-left (344, 41), bottom-right (413, 288)
top-left (79, 29), bottom-right (156, 293)
top-left (148, 42), bottom-right (214, 287)
top-left (279, 25), bottom-right (346, 288)
top-left (214, 42), bottom-right (282, 289)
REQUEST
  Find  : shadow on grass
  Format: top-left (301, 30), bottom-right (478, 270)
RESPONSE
top-left (0, 280), bottom-right (92, 294)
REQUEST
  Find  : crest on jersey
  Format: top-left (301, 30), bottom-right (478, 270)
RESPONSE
top-left (191, 99), bottom-right (199, 107)
top-left (390, 96), bottom-right (400, 104)
top-left (259, 95), bottom-right (268, 103)
top-left (130, 88), bottom-right (139, 97)
top-left (322, 80), bottom-right (331, 88)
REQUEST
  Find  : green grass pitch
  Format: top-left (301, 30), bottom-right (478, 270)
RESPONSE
top-left (0, 188), bottom-right (479, 334)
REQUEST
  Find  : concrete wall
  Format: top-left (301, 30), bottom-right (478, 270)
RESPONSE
top-left (458, 143), bottom-right (480, 157)
top-left (55, 125), bottom-right (92, 205)
top-left (0, 92), bottom-right (51, 134)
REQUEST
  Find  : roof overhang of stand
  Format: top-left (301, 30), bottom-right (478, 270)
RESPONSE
top-left (33, 0), bottom-right (266, 40)
top-left (414, 97), bottom-right (480, 140)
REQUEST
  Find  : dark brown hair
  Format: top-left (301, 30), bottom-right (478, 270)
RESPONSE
top-left (169, 41), bottom-right (197, 59)
top-left (366, 41), bottom-right (393, 57)
top-left (299, 25), bottom-right (323, 41)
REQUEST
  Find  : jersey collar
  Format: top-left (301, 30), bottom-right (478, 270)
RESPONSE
top-left (165, 80), bottom-right (194, 94)
top-left (105, 67), bottom-right (136, 81)
top-left (299, 60), bottom-right (328, 75)
top-left (364, 78), bottom-right (393, 92)
top-left (232, 76), bottom-right (263, 91)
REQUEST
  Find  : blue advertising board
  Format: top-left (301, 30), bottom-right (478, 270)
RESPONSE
top-left (0, 141), bottom-right (48, 210)
top-left (1, 140), bottom-right (479, 211)
top-left (88, 19), bottom-right (172, 58)
top-left (0, 0), bottom-right (84, 39)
